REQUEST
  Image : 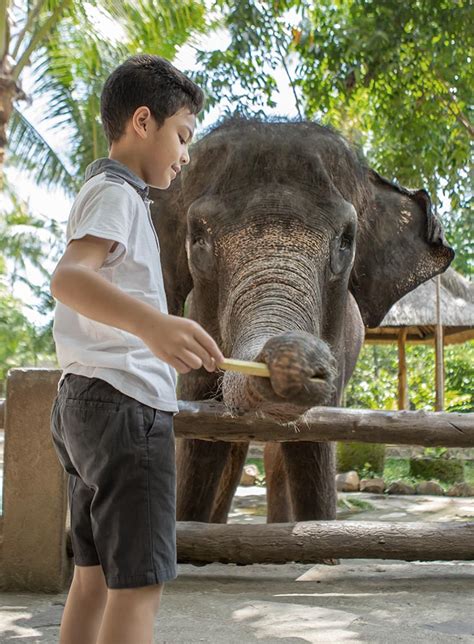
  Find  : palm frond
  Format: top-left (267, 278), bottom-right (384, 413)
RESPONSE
top-left (7, 106), bottom-right (79, 195)
top-left (102, 0), bottom-right (209, 58)
top-left (7, 0), bottom-right (222, 192)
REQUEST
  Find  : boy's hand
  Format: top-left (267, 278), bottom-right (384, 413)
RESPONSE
top-left (140, 311), bottom-right (225, 375)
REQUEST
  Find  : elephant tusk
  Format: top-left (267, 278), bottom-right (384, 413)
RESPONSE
top-left (217, 358), bottom-right (325, 384)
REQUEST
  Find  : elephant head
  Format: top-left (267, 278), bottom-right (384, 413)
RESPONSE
top-left (150, 116), bottom-right (453, 416)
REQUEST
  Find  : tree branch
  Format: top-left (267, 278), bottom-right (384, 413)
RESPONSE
top-left (275, 37), bottom-right (303, 120)
top-left (12, 0), bottom-right (72, 81)
top-left (11, 0), bottom-right (48, 62)
top-left (430, 67), bottom-right (473, 138)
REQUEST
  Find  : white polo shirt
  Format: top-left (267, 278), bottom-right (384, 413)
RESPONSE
top-left (52, 158), bottom-right (179, 413)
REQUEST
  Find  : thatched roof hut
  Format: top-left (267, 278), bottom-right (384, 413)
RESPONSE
top-left (364, 268), bottom-right (473, 410)
top-left (366, 268), bottom-right (474, 345)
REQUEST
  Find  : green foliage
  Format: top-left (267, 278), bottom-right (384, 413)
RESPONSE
top-left (0, 279), bottom-right (57, 396)
top-left (336, 442), bottom-right (385, 476)
top-left (423, 447), bottom-right (448, 459)
top-left (0, 183), bottom-right (61, 393)
top-left (0, 185), bottom-right (63, 315)
top-left (382, 457), bottom-right (423, 488)
top-left (345, 341), bottom-right (474, 412)
top-left (295, 0), bottom-right (473, 203)
top-left (443, 342), bottom-right (474, 412)
top-left (194, 1), bottom-right (297, 118)
top-left (409, 455), bottom-right (464, 483)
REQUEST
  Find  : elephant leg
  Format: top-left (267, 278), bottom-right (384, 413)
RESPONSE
top-left (264, 442), bottom-right (293, 523)
top-left (210, 442), bottom-right (249, 523)
top-left (176, 438), bottom-right (233, 521)
top-left (281, 441), bottom-right (337, 521)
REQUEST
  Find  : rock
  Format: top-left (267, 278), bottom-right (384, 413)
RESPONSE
top-left (415, 481), bottom-right (444, 495)
top-left (360, 478), bottom-right (385, 494)
top-left (336, 471), bottom-right (360, 492)
top-left (446, 482), bottom-right (474, 497)
top-left (386, 480), bottom-right (416, 495)
top-left (240, 464), bottom-right (259, 486)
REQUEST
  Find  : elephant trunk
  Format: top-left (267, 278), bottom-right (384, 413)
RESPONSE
top-left (218, 254), bottom-right (338, 415)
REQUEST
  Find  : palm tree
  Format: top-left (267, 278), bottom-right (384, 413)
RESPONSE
top-left (0, 0), bottom-right (76, 184)
top-left (4, 0), bottom-right (211, 194)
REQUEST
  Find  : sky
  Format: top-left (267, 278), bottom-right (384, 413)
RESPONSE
top-left (5, 10), bottom-right (302, 327)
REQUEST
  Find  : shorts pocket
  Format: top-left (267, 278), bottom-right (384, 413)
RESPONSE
top-left (140, 405), bottom-right (157, 439)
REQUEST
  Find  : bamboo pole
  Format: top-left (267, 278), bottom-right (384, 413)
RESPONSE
top-left (397, 327), bottom-right (408, 410)
top-left (435, 275), bottom-right (445, 411)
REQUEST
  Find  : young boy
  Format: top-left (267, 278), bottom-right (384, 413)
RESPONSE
top-left (49, 54), bottom-right (225, 644)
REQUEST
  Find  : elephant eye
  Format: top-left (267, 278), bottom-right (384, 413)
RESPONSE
top-left (339, 234), bottom-right (353, 251)
top-left (193, 237), bottom-right (206, 247)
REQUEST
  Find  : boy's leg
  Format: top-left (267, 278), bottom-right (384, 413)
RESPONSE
top-left (59, 565), bottom-right (108, 644)
top-left (96, 583), bottom-right (164, 644)
top-left (50, 387), bottom-right (109, 643)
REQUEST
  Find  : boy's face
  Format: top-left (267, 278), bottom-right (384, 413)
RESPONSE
top-left (133, 106), bottom-right (196, 189)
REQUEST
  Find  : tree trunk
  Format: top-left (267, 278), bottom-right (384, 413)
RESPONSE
top-left (0, 61), bottom-right (25, 185)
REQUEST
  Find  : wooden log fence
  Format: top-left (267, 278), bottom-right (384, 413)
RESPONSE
top-left (0, 369), bottom-right (473, 592)
top-left (173, 521), bottom-right (474, 564)
top-left (174, 401), bottom-right (474, 447)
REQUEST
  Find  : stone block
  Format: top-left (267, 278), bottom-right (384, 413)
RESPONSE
top-left (360, 477), bottom-right (385, 494)
top-left (336, 471), bottom-right (360, 492)
top-left (386, 481), bottom-right (416, 495)
top-left (415, 481), bottom-right (445, 495)
top-left (1, 369), bottom-right (71, 592)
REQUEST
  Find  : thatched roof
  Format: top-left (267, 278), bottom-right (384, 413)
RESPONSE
top-left (365, 268), bottom-right (474, 345)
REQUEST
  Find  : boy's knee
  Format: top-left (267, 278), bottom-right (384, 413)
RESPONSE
top-left (107, 583), bottom-right (164, 609)
top-left (73, 564), bottom-right (107, 598)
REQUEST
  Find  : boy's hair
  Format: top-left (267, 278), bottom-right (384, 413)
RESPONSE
top-left (100, 54), bottom-right (205, 145)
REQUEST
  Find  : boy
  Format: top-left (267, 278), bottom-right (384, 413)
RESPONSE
top-left (49, 54), bottom-right (224, 644)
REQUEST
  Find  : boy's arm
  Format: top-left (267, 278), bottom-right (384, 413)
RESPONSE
top-left (51, 234), bottom-right (224, 373)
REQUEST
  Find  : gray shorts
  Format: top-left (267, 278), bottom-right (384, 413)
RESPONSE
top-left (50, 373), bottom-right (177, 589)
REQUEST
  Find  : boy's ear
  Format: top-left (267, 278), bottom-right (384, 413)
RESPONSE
top-left (149, 177), bottom-right (193, 316)
top-left (132, 106), bottom-right (152, 138)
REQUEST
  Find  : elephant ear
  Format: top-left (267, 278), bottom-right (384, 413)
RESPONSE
top-left (149, 176), bottom-right (192, 316)
top-left (350, 169), bottom-right (455, 328)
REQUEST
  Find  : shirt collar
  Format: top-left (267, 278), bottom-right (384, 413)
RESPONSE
top-left (84, 157), bottom-right (150, 200)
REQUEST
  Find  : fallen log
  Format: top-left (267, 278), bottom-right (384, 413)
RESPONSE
top-left (175, 401), bottom-right (474, 447)
top-left (175, 520), bottom-right (474, 564)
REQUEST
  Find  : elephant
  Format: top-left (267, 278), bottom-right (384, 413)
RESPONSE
top-left (149, 116), bottom-right (454, 524)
